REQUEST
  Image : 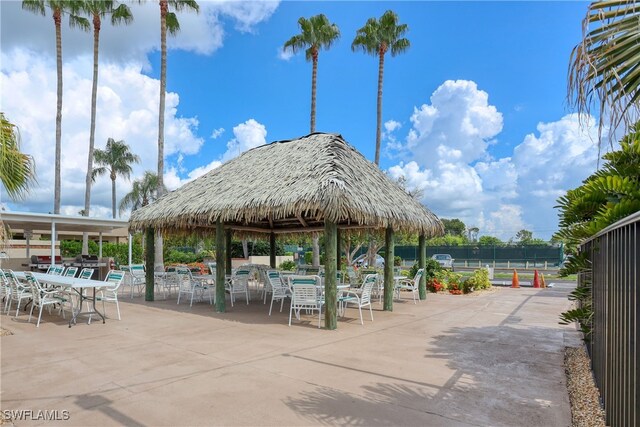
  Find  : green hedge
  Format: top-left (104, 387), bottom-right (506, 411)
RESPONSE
top-left (60, 240), bottom-right (143, 266)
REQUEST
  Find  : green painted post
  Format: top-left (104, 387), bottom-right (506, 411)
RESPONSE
top-left (324, 221), bottom-right (337, 330)
top-left (270, 233), bottom-right (276, 268)
top-left (216, 220), bottom-right (226, 312)
top-left (144, 227), bottom-right (155, 302)
top-left (384, 226), bottom-right (394, 311)
top-left (336, 228), bottom-right (342, 273)
top-left (225, 229), bottom-right (232, 274)
top-left (419, 234), bottom-right (427, 300)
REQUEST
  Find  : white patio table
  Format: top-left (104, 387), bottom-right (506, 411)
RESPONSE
top-left (14, 271), bottom-right (108, 327)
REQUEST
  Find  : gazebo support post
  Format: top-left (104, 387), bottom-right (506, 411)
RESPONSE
top-left (419, 234), bottom-right (427, 299)
top-left (383, 226), bottom-right (394, 311)
top-left (144, 227), bottom-right (154, 302)
top-left (216, 220), bottom-right (226, 312)
top-left (336, 228), bottom-right (341, 273)
top-left (225, 230), bottom-right (232, 274)
top-left (324, 220), bottom-right (338, 330)
top-left (270, 232), bottom-right (276, 268)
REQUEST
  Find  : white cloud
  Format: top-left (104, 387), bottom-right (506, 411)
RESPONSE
top-left (1, 49), bottom-right (203, 214)
top-left (222, 118), bottom-right (267, 162)
top-left (384, 120), bottom-right (402, 133)
top-left (278, 46), bottom-right (294, 61)
top-left (0, 1), bottom-right (279, 66)
top-left (387, 80), bottom-right (600, 240)
top-left (210, 127), bottom-right (225, 139)
top-left (166, 118), bottom-right (267, 189)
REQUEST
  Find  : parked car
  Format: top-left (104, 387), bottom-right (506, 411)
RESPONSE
top-left (431, 254), bottom-right (454, 269)
top-left (352, 254), bottom-right (385, 268)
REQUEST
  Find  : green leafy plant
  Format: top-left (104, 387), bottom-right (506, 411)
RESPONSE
top-left (279, 260), bottom-right (296, 271)
top-left (463, 268), bottom-right (492, 291)
top-left (394, 255), bottom-right (402, 266)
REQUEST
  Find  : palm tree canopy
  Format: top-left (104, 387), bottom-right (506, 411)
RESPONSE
top-left (351, 10), bottom-right (410, 57)
top-left (92, 138), bottom-right (140, 182)
top-left (165, 0), bottom-right (199, 35)
top-left (284, 14), bottom-right (341, 61)
top-left (0, 113), bottom-right (36, 200)
top-left (22, 0), bottom-right (89, 29)
top-left (78, 0), bottom-right (133, 25)
top-left (119, 171), bottom-right (167, 215)
top-left (569, 1), bottom-right (640, 140)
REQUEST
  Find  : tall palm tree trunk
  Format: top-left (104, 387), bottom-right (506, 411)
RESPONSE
top-left (375, 49), bottom-right (385, 166)
top-left (155, 0), bottom-right (168, 271)
top-left (310, 52), bottom-right (318, 133)
top-left (54, 8), bottom-right (62, 214)
top-left (111, 174), bottom-right (116, 219)
top-left (82, 13), bottom-right (101, 254)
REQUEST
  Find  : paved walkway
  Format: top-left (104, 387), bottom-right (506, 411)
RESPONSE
top-left (1, 284), bottom-right (579, 426)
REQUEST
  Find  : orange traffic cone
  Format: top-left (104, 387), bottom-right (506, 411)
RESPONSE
top-left (533, 270), bottom-right (540, 288)
top-left (511, 269), bottom-right (520, 288)
top-left (540, 273), bottom-right (546, 288)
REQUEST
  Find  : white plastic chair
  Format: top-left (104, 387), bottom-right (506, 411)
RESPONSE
top-left (176, 267), bottom-right (213, 307)
top-left (267, 270), bottom-right (290, 315)
top-left (341, 274), bottom-right (376, 325)
top-left (289, 275), bottom-right (323, 328)
top-left (394, 269), bottom-right (424, 304)
top-left (5, 269), bottom-right (33, 317)
top-left (127, 264), bottom-right (145, 298)
top-left (78, 268), bottom-right (94, 280)
top-left (63, 266), bottom-right (78, 277)
top-left (25, 271), bottom-right (71, 327)
top-left (93, 270), bottom-right (125, 321)
top-left (227, 269), bottom-right (250, 307)
top-left (46, 265), bottom-right (64, 275)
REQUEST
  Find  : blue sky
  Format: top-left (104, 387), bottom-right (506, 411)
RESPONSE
top-left (1, 1), bottom-right (601, 240)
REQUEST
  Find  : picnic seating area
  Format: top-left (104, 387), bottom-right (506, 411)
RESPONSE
top-left (1, 279), bottom-right (579, 426)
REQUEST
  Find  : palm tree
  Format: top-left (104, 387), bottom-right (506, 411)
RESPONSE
top-left (352, 10), bottom-right (410, 166)
top-left (569, 1), bottom-right (640, 144)
top-left (119, 171), bottom-right (167, 215)
top-left (0, 113), bottom-right (36, 201)
top-left (284, 14), bottom-right (340, 265)
top-left (156, 0), bottom-right (198, 269)
top-left (22, 0), bottom-right (85, 214)
top-left (92, 138), bottom-right (140, 218)
top-left (284, 14), bottom-right (340, 133)
top-left (1, 113), bottom-right (36, 245)
top-left (157, 0), bottom-right (198, 198)
top-left (77, 1), bottom-right (132, 254)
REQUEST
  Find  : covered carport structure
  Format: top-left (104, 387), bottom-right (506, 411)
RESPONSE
top-left (0, 211), bottom-right (131, 263)
top-left (129, 132), bottom-right (443, 329)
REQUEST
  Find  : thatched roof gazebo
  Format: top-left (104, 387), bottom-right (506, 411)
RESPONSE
top-left (129, 133), bottom-right (443, 328)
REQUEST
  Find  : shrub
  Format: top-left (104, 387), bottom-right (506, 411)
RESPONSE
top-left (166, 250), bottom-right (201, 264)
top-left (435, 269), bottom-right (463, 291)
top-left (279, 260), bottom-right (296, 271)
top-left (304, 251), bottom-right (313, 265)
top-left (409, 258), bottom-right (442, 281)
top-left (464, 268), bottom-right (492, 291)
top-left (394, 256), bottom-right (402, 266)
top-left (427, 278), bottom-right (443, 292)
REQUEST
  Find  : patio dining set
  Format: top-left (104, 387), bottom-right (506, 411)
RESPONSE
top-left (121, 263), bottom-right (425, 328)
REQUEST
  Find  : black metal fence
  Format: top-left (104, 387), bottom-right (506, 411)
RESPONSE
top-left (583, 211), bottom-right (639, 427)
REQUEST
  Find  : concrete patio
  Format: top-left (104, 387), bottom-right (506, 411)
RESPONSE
top-left (1, 283), bottom-right (579, 426)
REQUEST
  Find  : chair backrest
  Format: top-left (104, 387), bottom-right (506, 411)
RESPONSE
top-left (208, 263), bottom-right (216, 275)
top-left (305, 267), bottom-right (320, 276)
top-left (5, 270), bottom-right (25, 295)
top-left (175, 267), bottom-right (194, 290)
top-left (24, 272), bottom-right (44, 305)
top-left (267, 270), bottom-right (286, 295)
top-left (130, 264), bottom-right (145, 277)
top-left (105, 270), bottom-right (125, 290)
top-left (233, 269), bottom-right (251, 285)
top-left (290, 276), bottom-right (321, 306)
top-left (413, 268), bottom-right (424, 286)
top-left (79, 268), bottom-right (94, 280)
top-left (360, 274), bottom-right (377, 304)
top-left (47, 265), bottom-right (64, 275)
top-left (64, 266), bottom-right (79, 277)
top-left (0, 269), bottom-right (8, 286)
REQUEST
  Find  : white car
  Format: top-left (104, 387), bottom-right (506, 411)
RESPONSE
top-left (352, 254), bottom-right (385, 268)
top-left (431, 254), bottom-right (454, 269)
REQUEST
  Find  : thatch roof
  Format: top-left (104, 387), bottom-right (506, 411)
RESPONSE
top-left (129, 133), bottom-right (443, 236)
